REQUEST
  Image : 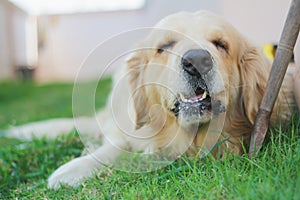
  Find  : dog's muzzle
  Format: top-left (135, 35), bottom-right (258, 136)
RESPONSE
top-left (171, 48), bottom-right (214, 118)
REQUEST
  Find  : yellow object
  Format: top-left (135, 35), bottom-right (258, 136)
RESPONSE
top-left (263, 44), bottom-right (275, 60)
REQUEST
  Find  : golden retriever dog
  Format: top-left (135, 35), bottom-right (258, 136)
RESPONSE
top-left (6, 11), bottom-right (298, 189)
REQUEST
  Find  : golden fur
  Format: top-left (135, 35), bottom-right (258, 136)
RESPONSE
top-left (126, 11), bottom-right (295, 156)
top-left (7, 11), bottom-right (297, 189)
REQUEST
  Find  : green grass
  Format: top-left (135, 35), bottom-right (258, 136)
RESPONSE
top-left (0, 79), bottom-right (300, 199)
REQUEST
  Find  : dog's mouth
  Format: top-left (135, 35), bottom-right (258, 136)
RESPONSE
top-left (171, 85), bottom-right (211, 117)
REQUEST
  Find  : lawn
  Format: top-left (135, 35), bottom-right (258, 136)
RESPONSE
top-left (0, 79), bottom-right (299, 199)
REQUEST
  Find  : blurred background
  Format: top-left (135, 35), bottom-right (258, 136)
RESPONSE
top-left (0, 0), bottom-right (299, 82)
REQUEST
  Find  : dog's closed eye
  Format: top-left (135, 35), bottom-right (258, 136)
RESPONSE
top-left (157, 41), bottom-right (177, 54)
top-left (212, 39), bottom-right (229, 54)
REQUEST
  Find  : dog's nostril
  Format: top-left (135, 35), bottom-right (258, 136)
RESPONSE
top-left (182, 59), bottom-right (194, 69)
top-left (181, 49), bottom-right (213, 76)
top-left (181, 58), bottom-right (200, 76)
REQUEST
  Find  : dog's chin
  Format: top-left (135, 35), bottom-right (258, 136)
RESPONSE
top-left (177, 103), bottom-right (212, 128)
top-left (170, 88), bottom-right (212, 128)
top-left (178, 111), bottom-right (211, 128)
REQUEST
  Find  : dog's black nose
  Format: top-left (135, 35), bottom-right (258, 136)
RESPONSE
top-left (181, 49), bottom-right (213, 76)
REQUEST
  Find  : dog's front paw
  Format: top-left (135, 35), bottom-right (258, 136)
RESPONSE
top-left (48, 155), bottom-right (99, 189)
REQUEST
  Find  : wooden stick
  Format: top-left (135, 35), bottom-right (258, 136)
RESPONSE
top-left (249, 0), bottom-right (300, 158)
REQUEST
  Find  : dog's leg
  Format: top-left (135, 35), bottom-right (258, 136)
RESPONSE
top-left (6, 118), bottom-right (75, 140)
top-left (47, 139), bottom-right (126, 189)
top-left (4, 116), bottom-right (101, 140)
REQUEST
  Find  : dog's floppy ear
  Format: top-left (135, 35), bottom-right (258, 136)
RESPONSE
top-left (239, 44), bottom-right (269, 124)
top-left (126, 50), bottom-right (150, 129)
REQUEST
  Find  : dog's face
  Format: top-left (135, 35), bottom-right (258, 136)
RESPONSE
top-left (127, 11), bottom-right (268, 131)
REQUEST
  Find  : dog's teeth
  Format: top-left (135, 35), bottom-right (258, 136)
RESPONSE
top-left (179, 93), bottom-right (184, 100)
top-left (200, 91), bottom-right (208, 100)
top-left (181, 96), bottom-right (194, 103)
top-left (180, 94), bottom-right (188, 102)
top-left (180, 91), bottom-right (208, 103)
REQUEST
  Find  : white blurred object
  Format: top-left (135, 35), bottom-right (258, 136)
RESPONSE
top-left (8, 0), bottom-right (146, 15)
